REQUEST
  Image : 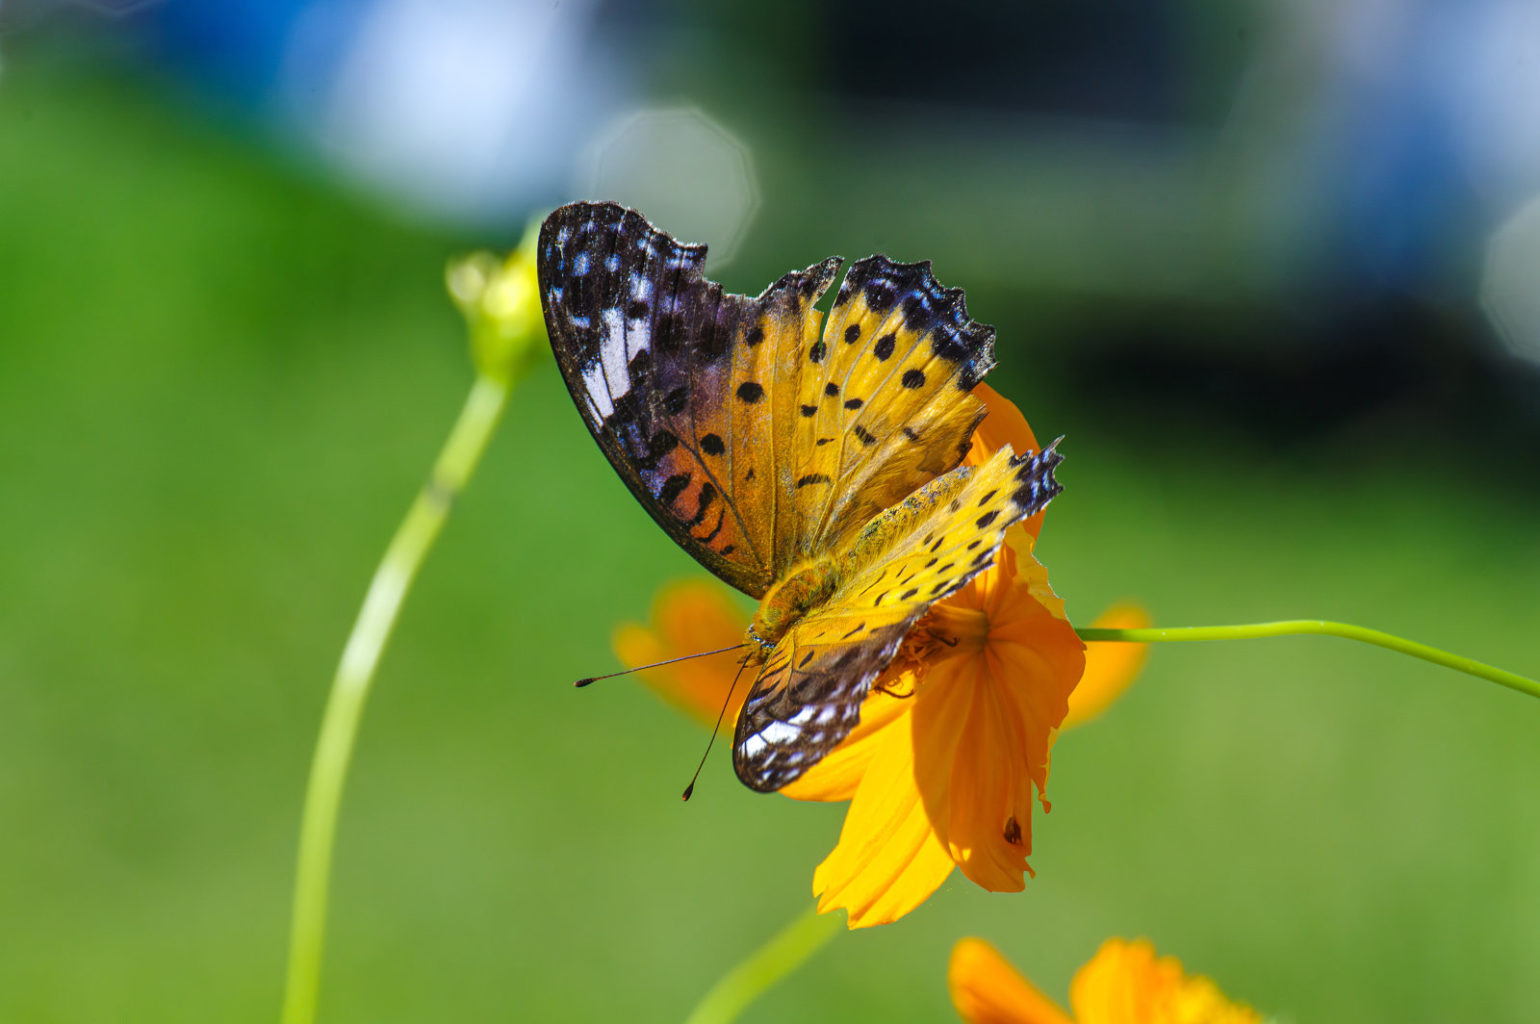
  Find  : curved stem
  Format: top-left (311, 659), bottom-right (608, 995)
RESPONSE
top-left (1076, 620), bottom-right (1540, 701)
top-left (281, 373), bottom-right (511, 1024)
top-left (683, 904), bottom-right (843, 1024)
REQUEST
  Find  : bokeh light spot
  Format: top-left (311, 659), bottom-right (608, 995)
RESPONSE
top-left (580, 105), bottom-right (759, 269)
top-left (1481, 194), bottom-right (1540, 365)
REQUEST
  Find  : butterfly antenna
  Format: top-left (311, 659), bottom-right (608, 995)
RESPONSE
top-left (573, 643), bottom-right (747, 687)
top-left (681, 653), bottom-right (752, 802)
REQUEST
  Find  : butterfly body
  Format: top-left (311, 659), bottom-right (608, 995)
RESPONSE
top-left (746, 557), bottom-right (840, 653)
top-left (539, 201), bottom-right (1064, 792)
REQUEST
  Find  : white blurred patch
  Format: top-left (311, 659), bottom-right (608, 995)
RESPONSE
top-left (1482, 194), bottom-right (1540, 364)
top-left (580, 105), bottom-right (760, 269)
top-left (1443, 0), bottom-right (1540, 213)
top-left (282, 0), bottom-right (617, 223)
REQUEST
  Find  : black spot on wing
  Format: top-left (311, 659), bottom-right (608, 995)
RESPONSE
top-left (633, 429), bottom-right (678, 471)
top-left (658, 472), bottom-right (691, 508)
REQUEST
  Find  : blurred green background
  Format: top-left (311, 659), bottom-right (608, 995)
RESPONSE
top-left (2, 5), bottom-right (1539, 1023)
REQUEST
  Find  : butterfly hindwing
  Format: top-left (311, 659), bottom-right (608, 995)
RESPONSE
top-left (732, 612), bottom-right (915, 793)
top-left (832, 443), bottom-right (1063, 616)
top-left (732, 443), bottom-right (1064, 791)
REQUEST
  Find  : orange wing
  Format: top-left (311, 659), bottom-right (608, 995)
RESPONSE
top-left (539, 202), bottom-right (837, 598)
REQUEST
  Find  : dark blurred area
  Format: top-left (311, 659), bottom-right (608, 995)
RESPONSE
top-left (7, 0), bottom-right (1540, 482)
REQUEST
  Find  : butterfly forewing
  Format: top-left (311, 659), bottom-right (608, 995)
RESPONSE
top-left (791, 256), bottom-right (996, 566)
top-left (732, 444), bottom-right (1064, 791)
top-left (541, 202), bottom-right (784, 597)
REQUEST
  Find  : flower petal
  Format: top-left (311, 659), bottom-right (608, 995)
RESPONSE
top-left (972, 384), bottom-right (1041, 460)
top-left (948, 938), bottom-right (1075, 1024)
top-left (812, 669), bottom-right (974, 928)
top-left (1069, 938), bottom-right (1262, 1024)
top-left (945, 606), bottom-right (1083, 890)
top-left (943, 652), bottom-right (1037, 891)
top-left (1062, 604), bottom-right (1151, 730)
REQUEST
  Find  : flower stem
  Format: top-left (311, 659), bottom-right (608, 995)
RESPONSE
top-left (683, 904), bottom-right (843, 1024)
top-left (281, 373), bottom-right (510, 1024)
top-left (1075, 620), bottom-right (1540, 701)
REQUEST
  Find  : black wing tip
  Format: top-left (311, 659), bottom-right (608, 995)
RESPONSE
top-left (759, 255), bottom-right (845, 305)
top-left (539, 199), bottom-right (709, 268)
top-left (1007, 438), bottom-right (1066, 513)
top-left (846, 253), bottom-right (989, 320)
top-left (838, 253), bottom-right (995, 382)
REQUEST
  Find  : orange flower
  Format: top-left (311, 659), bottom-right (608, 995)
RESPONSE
top-left (948, 937), bottom-right (1262, 1024)
top-left (1061, 604), bottom-right (1150, 730)
top-left (613, 386), bottom-right (1149, 927)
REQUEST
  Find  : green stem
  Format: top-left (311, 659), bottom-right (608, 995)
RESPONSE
top-left (281, 373), bottom-right (510, 1024)
top-left (683, 904), bottom-right (843, 1024)
top-left (1076, 620), bottom-right (1540, 701)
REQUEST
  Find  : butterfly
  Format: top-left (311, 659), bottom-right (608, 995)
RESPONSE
top-left (538, 201), bottom-right (1063, 793)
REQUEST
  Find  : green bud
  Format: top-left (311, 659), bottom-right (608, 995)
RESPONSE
top-left (446, 220), bottom-right (547, 387)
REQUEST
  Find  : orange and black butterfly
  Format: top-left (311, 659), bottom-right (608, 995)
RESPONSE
top-left (538, 201), bottom-right (1062, 792)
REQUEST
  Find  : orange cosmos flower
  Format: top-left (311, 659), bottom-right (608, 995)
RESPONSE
top-left (948, 937), bottom-right (1262, 1024)
top-left (613, 385), bottom-right (1148, 927)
